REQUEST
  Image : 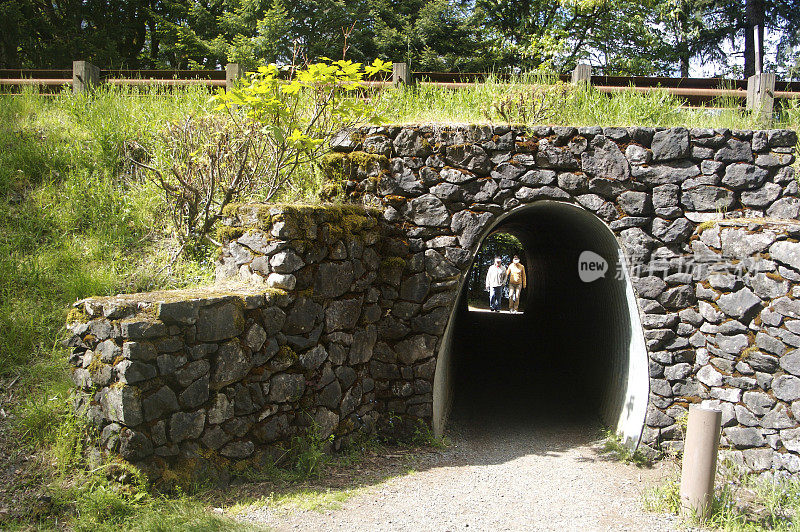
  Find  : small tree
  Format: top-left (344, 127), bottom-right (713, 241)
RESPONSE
top-left (214, 58), bottom-right (390, 201)
top-left (136, 58), bottom-right (391, 250)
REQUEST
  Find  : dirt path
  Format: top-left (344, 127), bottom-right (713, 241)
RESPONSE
top-left (235, 416), bottom-right (681, 531)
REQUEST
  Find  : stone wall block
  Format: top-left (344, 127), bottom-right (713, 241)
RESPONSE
top-left (156, 300), bottom-right (200, 325)
top-left (168, 410), bottom-right (205, 442)
top-left (581, 136), bottom-right (630, 179)
top-left (102, 386), bottom-right (143, 427)
top-left (196, 302), bottom-right (244, 342)
top-left (211, 340), bottom-right (251, 389)
top-left (120, 319), bottom-right (167, 340)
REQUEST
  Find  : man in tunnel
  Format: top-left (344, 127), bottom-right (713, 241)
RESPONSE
top-left (506, 255), bottom-right (526, 313)
top-left (485, 256), bottom-right (507, 311)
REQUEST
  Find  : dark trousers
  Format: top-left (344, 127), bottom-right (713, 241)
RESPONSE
top-left (489, 286), bottom-right (503, 310)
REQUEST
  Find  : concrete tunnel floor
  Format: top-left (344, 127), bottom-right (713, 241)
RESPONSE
top-left (439, 201), bottom-right (649, 443)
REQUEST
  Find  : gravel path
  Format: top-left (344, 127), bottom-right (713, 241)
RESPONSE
top-left (237, 413), bottom-right (681, 531)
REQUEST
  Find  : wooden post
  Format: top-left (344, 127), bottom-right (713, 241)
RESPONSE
top-left (392, 62), bottom-right (412, 87)
top-left (226, 63), bottom-right (243, 91)
top-left (72, 61), bottom-right (99, 94)
top-left (571, 63), bottom-right (592, 85)
top-left (747, 72), bottom-right (776, 123)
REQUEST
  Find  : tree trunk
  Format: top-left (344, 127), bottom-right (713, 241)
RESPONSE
top-left (678, 1), bottom-right (689, 78)
top-left (744, 0), bottom-right (764, 78)
top-left (680, 57), bottom-right (689, 78)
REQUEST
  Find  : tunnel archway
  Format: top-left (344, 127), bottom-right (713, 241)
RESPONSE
top-left (432, 201), bottom-right (650, 448)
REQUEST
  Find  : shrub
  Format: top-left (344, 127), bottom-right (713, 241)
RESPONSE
top-left (137, 58), bottom-right (391, 248)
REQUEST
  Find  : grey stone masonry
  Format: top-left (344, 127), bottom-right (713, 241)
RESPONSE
top-left (325, 124), bottom-right (799, 476)
top-left (67, 204), bottom-right (414, 483)
top-left (67, 125), bottom-right (800, 480)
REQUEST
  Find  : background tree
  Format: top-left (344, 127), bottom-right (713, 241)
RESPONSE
top-left (655, 0), bottom-right (734, 77)
top-left (2, 0), bottom-right (798, 79)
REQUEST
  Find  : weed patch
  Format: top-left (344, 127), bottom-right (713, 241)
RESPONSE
top-left (601, 430), bottom-right (652, 467)
top-left (643, 454), bottom-right (800, 530)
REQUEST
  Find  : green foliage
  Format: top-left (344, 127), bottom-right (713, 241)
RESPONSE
top-left (476, 0), bottom-right (680, 74)
top-left (410, 420), bottom-right (449, 448)
top-left (3, 0), bottom-right (800, 81)
top-left (644, 455), bottom-right (800, 530)
top-left (289, 422), bottom-right (336, 479)
top-left (642, 475), bottom-right (682, 514)
top-left (600, 430), bottom-right (651, 467)
top-left (216, 58), bottom-right (391, 142)
top-left (133, 57), bottom-right (390, 244)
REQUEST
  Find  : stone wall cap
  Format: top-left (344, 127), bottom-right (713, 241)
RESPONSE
top-left (73, 284), bottom-right (287, 321)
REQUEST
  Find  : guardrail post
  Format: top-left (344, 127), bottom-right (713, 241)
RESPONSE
top-left (680, 404), bottom-right (722, 521)
top-left (746, 72), bottom-right (776, 123)
top-left (226, 63), bottom-right (243, 91)
top-left (571, 63), bottom-right (592, 84)
top-left (393, 62), bottom-right (412, 87)
top-left (72, 61), bottom-right (99, 94)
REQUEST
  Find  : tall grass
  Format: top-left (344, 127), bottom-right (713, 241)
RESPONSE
top-left (376, 75), bottom-right (799, 130)
top-left (0, 85), bottom-right (214, 379)
top-left (0, 85), bottom-right (219, 526)
top-left (644, 457), bottom-right (800, 531)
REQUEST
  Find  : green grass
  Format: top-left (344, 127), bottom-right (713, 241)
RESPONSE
top-left (0, 85), bottom-right (220, 529)
top-left (229, 487), bottom-right (360, 516)
top-left (375, 74), bottom-right (800, 130)
top-left (0, 85), bottom-right (216, 378)
top-left (601, 430), bottom-right (652, 467)
top-left (643, 456), bottom-right (800, 531)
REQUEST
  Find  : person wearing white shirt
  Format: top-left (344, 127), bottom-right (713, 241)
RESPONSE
top-left (485, 256), bottom-right (507, 311)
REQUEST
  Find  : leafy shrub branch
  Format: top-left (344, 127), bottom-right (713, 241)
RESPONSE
top-left (133, 58), bottom-right (390, 249)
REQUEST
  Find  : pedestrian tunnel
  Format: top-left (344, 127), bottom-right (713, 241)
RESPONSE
top-left (432, 201), bottom-right (650, 448)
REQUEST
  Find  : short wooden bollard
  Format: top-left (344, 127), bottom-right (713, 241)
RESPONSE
top-left (571, 63), bottom-right (592, 84)
top-left (392, 62), bottom-right (412, 87)
top-left (72, 60), bottom-right (99, 94)
top-left (746, 73), bottom-right (776, 124)
top-left (226, 63), bottom-right (242, 91)
top-left (680, 404), bottom-right (722, 520)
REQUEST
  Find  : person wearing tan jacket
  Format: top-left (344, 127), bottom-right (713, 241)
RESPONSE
top-left (506, 255), bottom-right (526, 313)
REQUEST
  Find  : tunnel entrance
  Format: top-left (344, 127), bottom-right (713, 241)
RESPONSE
top-left (432, 201), bottom-right (649, 447)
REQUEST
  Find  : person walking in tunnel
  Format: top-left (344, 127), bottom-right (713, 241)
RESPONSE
top-left (506, 255), bottom-right (526, 313)
top-left (485, 256), bottom-right (507, 311)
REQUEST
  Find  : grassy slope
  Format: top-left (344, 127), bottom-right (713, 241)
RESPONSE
top-left (0, 82), bottom-right (798, 529)
top-left (0, 86), bottom-right (225, 529)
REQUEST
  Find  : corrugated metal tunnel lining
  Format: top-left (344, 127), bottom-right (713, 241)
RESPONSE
top-left (433, 201), bottom-right (649, 447)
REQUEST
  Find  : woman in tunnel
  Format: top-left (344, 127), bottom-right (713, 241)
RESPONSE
top-left (506, 255), bottom-right (526, 313)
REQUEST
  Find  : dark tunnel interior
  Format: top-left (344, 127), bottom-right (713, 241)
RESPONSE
top-left (444, 202), bottom-right (639, 431)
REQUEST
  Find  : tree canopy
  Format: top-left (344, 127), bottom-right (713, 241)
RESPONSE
top-left (1, 0), bottom-right (797, 78)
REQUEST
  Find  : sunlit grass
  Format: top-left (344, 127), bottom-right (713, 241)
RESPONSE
top-left (375, 75), bottom-right (798, 130)
top-left (228, 487), bottom-right (361, 516)
top-left (643, 456), bottom-right (800, 531)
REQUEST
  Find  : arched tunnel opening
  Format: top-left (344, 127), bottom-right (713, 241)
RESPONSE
top-left (432, 201), bottom-right (650, 447)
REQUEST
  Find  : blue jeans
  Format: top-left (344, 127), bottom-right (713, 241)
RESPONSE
top-left (489, 286), bottom-right (503, 310)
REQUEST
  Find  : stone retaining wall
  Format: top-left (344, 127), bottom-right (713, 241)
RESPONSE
top-left (66, 205), bottom-right (422, 482)
top-left (67, 123), bottom-right (800, 479)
